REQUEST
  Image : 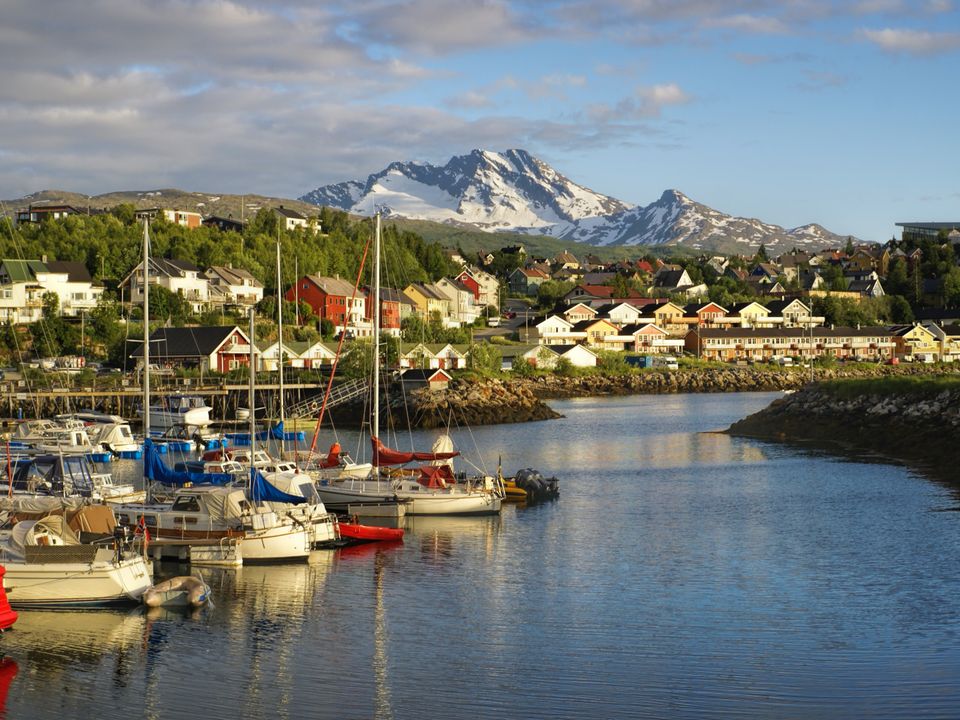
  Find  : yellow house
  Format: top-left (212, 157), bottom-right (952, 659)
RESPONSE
top-left (573, 318), bottom-right (621, 350)
top-left (925, 323), bottom-right (960, 361)
top-left (891, 324), bottom-right (940, 361)
top-left (639, 301), bottom-right (687, 335)
top-left (402, 283), bottom-right (449, 321)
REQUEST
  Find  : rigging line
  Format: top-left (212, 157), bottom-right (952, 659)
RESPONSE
top-left (307, 232), bottom-right (372, 457)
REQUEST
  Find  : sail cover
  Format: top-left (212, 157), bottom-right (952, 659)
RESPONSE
top-left (249, 469), bottom-right (305, 504)
top-left (371, 436), bottom-right (460, 466)
top-left (143, 440), bottom-right (233, 487)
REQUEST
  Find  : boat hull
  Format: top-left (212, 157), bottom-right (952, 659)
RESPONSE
top-left (2, 555), bottom-right (153, 607)
top-left (397, 491), bottom-right (501, 516)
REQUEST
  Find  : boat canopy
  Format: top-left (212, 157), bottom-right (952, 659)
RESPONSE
top-left (249, 469), bottom-right (305, 505)
top-left (371, 436), bottom-right (460, 466)
top-left (144, 440), bottom-right (232, 487)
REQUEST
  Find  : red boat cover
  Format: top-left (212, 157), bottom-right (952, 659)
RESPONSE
top-left (320, 443), bottom-right (341, 469)
top-left (417, 464), bottom-right (455, 488)
top-left (371, 437), bottom-right (459, 466)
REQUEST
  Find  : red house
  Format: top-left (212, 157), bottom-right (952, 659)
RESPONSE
top-left (455, 270), bottom-right (481, 302)
top-left (287, 274), bottom-right (366, 332)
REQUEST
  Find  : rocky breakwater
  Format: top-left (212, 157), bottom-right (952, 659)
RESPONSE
top-left (727, 375), bottom-right (960, 479)
top-left (525, 368), bottom-right (808, 398)
top-left (394, 377), bottom-right (562, 429)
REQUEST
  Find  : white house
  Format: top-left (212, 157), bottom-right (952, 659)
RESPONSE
top-left (0, 258), bottom-right (104, 322)
top-left (434, 277), bottom-right (478, 326)
top-left (121, 257), bottom-right (210, 313)
top-left (204, 265), bottom-right (264, 309)
top-left (534, 315), bottom-right (588, 346)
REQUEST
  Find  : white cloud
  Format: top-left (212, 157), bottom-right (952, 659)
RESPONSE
top-left (702, 14), bottom-right (790, 34)
top-left (860, 27), bottom-right (960, 54)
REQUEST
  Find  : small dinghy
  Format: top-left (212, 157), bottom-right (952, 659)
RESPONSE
top-left (337, 520), bottom-right (404, 544)
top-left (142, 576), bottom-right (210, 608)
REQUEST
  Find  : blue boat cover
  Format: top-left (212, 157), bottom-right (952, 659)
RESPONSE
top-left (249, 468), bottom-right (305, 504)
top-left (143, 439), bottom-right (233, 486)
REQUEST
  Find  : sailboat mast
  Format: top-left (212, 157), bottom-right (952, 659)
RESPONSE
top-left (142, 217), bottom-right (150, 441)
top-left (372, 212), bottom-right (381, 460)
top-left (276, 231), bottom-right (285, 457)
top-left (248, 308), bottom-right (257, 483)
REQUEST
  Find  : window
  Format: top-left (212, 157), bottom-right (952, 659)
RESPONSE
top-left (171, 495), bottom-right (201, 512)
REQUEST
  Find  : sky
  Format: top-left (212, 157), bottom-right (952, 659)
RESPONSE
top-left (1, 0), bottom-right (958, 242)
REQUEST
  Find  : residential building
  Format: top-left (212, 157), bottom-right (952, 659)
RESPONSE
top-left (274, 206), bottom-right (311, 231)
top-left (288, 275), bottom-right (368, 337)
top-left (204, 265), bottom-right (264, 309)
top-left (890, 324), bottom-right (940, 362)
top-left (15, 204), bottom-right (84, 224)
top-left (162, 210), bottom-right (202, 229)
top-left (687, 326), bottom-right (896, 363)
top-left (0, 258), bottom-right (104, 321)
top-left (403, 283), bottom-right (451, 324)
top-left (131, 325), bottom-right (258, 372)
top-left (121, 257), bottom-right (210, 313)
top-left (435, 277), bottom-right (478, 326)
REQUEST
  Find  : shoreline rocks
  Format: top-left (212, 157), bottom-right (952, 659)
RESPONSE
top-left (727, 378), bottom-right (960, 486)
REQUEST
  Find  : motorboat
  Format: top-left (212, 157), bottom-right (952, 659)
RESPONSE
top-left (141, 393), bottom-right (213, 433)
top-left (114, 483), bottom-right (315, 563)
top-left (86, 421), bottom-right (140, 455)
top-left (0, 508), bottom-right (153, 607)
top-left (1, 453), bottom-right (144, 504)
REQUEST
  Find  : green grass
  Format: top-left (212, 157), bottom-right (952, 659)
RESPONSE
top-left (818, 374), bottom-right (960, 399)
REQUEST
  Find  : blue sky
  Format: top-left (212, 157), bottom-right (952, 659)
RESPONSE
top-left (1, 0), bottom-right (957, 242)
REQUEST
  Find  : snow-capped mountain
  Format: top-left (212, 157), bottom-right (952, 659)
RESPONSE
top-left (301, 150), bottom-right (854, 252)
top-left (301, 148), bottom-right (627, 232)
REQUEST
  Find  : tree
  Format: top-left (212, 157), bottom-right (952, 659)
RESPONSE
top-left (467, 342), bottom-right (501, 373)
top-left (42, 291), bottom-right (60, 317)
top-left (888, 295), bottom-right (914, 324)
top-left (844, 236), bottom-right (855, 255)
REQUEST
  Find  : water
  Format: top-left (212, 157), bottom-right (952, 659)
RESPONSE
top-left (4, 392), bottom-right (960, 719)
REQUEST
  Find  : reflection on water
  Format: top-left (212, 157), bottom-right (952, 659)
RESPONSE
top-left (4, 392), bottom-right (960, 718)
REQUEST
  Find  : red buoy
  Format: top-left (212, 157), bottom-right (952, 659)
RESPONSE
top-left (0, 567), bottom-right (19, 632)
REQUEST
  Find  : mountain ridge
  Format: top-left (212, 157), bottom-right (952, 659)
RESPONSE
top-left (301, 149), bottom-right (859, 253)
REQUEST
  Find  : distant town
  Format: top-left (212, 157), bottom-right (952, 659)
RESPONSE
top-left (2, 202), bottom-right (960, 382)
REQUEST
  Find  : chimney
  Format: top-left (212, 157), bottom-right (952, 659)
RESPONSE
top-left (41, 254), bottom-right (47, 263)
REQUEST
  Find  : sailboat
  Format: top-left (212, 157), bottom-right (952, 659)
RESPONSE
top-left (114, 221), bottom-right (324, 563)
top-left (330, 212), bottom-right (503, 516)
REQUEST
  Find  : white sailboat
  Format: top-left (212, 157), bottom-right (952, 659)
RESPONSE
top-left (354, 212), bottom-right (502, 516)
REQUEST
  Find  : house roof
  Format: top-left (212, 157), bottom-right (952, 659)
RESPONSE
top-left (274, 206), bottom-right (306, 220)
top-left (497, 344), bottom-right (544, 360)
top-left (308, 274), bottom-right (361, 298)
top-left (764, 298), bottom-right (808, 314)
top-left (544, 344), bottom-right (598, 358)
top-left (44, 260), bottom-right (92, 283)
top-left (653, 269), bottom-right (688, 288)
top-left (206, 265), bottom-right (264, 287)
top-left (131, 326), bottom-right (248, 359)
top-left (1, 259), bottom-right (46, 282)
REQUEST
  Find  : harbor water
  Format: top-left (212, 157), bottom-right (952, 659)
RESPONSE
top-left (3, 391), bottom-right (960, 718)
